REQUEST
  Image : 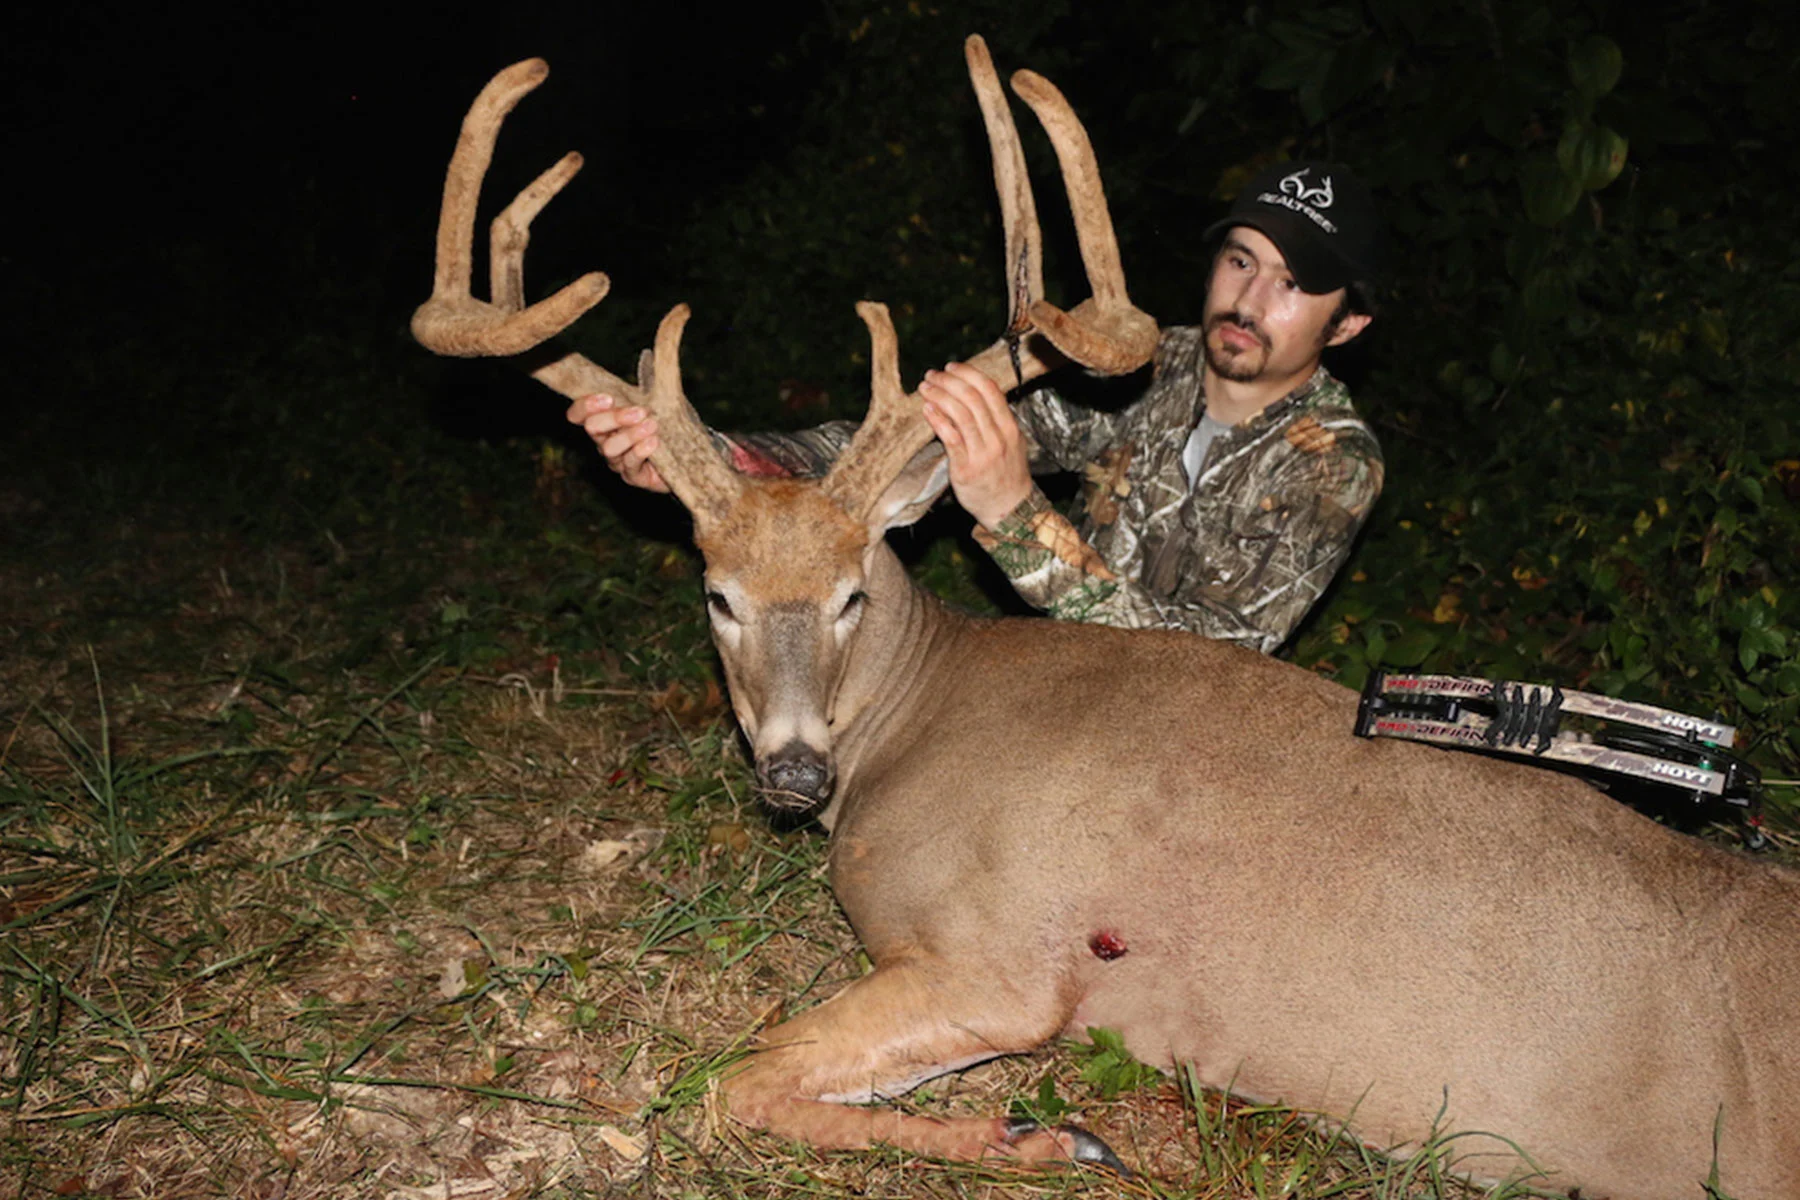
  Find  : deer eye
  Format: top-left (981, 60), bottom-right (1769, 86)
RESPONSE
top-left (706, 590), bottom-right (736, 622)
top-left (839, 591), bottom-right (867, 622)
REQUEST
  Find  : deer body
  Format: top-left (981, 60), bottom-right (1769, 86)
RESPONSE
top-left (718, 497), bottom-right (1800, 1198)
top-left (413, 44), bottom-right (1799, 1200)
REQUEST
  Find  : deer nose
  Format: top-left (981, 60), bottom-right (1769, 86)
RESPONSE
top-left (757, 742), bottom-right (836, 813)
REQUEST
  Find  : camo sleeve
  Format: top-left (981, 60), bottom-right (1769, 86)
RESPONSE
top-left (974, 427), bottom-right (1383, 653)
top-left (1011, 385), bottom-right (1127, 472)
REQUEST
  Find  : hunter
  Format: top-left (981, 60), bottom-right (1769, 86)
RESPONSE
top-left (571, 160), bottom-right (1385, 654)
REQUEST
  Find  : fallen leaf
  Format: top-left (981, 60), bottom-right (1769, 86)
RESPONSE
top-left (707, 823), bottom-right (751, 854)
top-left (598, 1124), bottom-right (649, 1174)
top-left (577, 840), bottom-right (637, 875)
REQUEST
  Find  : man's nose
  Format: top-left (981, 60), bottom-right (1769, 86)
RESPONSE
top-left (1235, 275), bottom-right (1278, 320)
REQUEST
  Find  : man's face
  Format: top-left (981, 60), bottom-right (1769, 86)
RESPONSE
top-left (1202, 227), bottom-right (1368, 384)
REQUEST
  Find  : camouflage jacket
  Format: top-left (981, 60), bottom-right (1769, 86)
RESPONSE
top-left (722, 325), bottom-right (1383, 655)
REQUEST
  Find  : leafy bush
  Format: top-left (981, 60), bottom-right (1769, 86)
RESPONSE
top-left (1238, 0), bottom-right (1800, 798)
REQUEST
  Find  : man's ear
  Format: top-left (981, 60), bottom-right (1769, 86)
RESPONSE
top-left (865, 442), bottom-right (950, 536)
top-left (1326, 311), bottom-right (1372, 347)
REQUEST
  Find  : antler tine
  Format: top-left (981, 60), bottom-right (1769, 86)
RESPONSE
top-left (490, 150), bottom-right (586, 313)
top-left (821, 303), bottom-right (933, 518)
top-left (954, 36), bottom-right (1156, 389)
top-left (643, 305), bottom-right (744, 528)
top-left (1010, 70), bottom-right (1124, 308)
top-left (963, 37), bottom-right (1043, 344)
top-left (410, 58), bottom-right (617, 363)
top-left (1008, 68), bottom-right (1157, 375)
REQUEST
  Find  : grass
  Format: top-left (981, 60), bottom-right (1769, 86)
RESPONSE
top-left (1, 414), bottom-right (1588, 1200)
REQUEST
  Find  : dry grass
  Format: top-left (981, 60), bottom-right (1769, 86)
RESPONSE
top-left (0, 496), bottom-right (1572, 1200)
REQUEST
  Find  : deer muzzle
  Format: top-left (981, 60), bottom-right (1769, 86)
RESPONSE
top-left (756, 741), bottom-right (836, 813)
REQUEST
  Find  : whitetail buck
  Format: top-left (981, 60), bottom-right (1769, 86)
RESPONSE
top-left (414, 40), bottom-right (1800, 1199)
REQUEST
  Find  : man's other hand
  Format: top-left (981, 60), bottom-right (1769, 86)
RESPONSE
top-left (919, 362), bottom-right (1033, 529)
top-left (567, 394), bottom-right (670, 493)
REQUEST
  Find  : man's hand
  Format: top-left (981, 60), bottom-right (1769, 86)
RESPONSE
top-left (566, 394), bottom-right (670, 493)
top-left (919, 361), bottom-right (1033, 529)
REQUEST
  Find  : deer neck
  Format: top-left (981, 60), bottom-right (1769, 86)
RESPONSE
top-left (816, 540), bottom-right (966, 828)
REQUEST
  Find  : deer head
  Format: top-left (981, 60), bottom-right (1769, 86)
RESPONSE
top-left (413, 38), bottom-right (1157, 813)
top-left (687, 302), bottom-right (956, 813)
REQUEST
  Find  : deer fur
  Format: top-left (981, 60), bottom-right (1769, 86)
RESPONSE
top-left (702, 451), bottom-right (1800, 1199)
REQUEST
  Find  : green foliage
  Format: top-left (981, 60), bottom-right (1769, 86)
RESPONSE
top-left (1006, 1026), bottom-right (1161, 1128)
top-left (1073, 1025), bottom-right (1163, 1099)
top-left (1204, 0), bottom-right (1800, 813)
top-left (1007, 1073), bottom-right (1074, 1126)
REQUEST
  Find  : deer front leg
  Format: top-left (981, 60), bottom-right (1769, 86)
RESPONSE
top-left (721, 957), bottom-right (1123, 1170)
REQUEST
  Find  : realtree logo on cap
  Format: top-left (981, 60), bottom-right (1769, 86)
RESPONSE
top-left (1256, 167), bottom-right (1339, 234)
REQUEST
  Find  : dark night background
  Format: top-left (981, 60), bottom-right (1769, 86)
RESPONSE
top-left (7, 2), bottom-right (824, 441)
top-left (5, 0), bottom-right (1799, 809)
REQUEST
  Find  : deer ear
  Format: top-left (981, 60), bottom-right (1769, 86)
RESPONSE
top-left (865, 442), bottom-right (949, 535)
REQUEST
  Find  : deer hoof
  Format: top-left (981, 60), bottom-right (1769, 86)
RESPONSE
top-left (1002, 1118), bottom-right (1132, 1178)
